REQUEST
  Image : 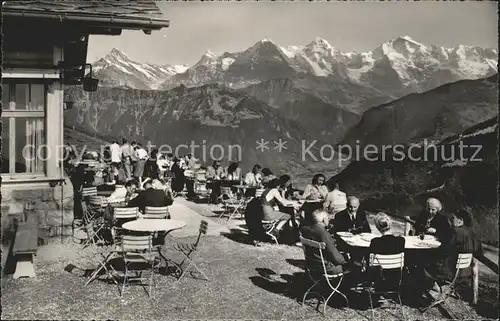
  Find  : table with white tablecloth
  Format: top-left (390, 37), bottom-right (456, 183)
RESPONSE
top-left (336, 232), bottom-right (441, 250)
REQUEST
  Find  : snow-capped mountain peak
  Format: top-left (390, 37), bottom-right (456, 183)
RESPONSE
top-left (306, 37), bottom-right (334, 51)
top-left (93, 36), bottom-right (497, 94)
top-left (194, 51), bottom-right (219, 67)
top-left (92, 48), bottom-right (188, 90)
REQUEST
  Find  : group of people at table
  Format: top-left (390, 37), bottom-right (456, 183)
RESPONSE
top-left (295, 197), bottom-right (482, 307)
top-left (69, 143), bottom-right (483, 308)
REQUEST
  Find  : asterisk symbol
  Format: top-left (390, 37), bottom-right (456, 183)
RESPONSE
top-left (274, 139), bottom-right (288, 152)
top-left (256, 139), bottom-right (269, 152)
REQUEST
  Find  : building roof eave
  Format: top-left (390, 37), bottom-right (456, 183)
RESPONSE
top-left (2, 10), bottom-right (170, 31)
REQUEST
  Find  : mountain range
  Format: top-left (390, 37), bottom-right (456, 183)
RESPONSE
top-left (92, 36), bottom-right (497, 114)
top-left (65, 36), bottom-right (498, 184)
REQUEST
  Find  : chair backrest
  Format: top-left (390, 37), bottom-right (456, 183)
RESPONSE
top-left (121, 234), bottom-right (152, 252)
top-left (143, 206), bottom-right (169, 219)
top-left (194, 220), bottom-right (209, 247)
top-left (88, 195), bottom-right (106, 207)
top-left (299, 236), bottom-right (328, 276)
top-left (220, 186), bottom-right (232, 197)
top-left (82, 186), bottom-right (98, 197)
top-left (114, 207), bottom-right (139, 220)
top-left (255, 188), bottom-right (265, 198)
top-left (369, 253), bottom-right (405, 270)
top-left (456, 253), bottom-right (473, 270)
top-left (195, 172), bottom-right (207, 181)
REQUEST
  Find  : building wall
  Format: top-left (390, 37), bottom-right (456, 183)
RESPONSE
top-left (1, 44), bottom-right (71, 240)
top-left (1, 180), bottom-right (75, 240)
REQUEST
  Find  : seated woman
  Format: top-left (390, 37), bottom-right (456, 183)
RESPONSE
top-left (412, 198), bottom-right (451, 241)
top-left (225, 162), bottom-right (242, 181)
top-left (298, 174), bottom-right (329, 200)
top-left (323, 181), bottom-right (347, 216)
top-left (277, 175), bottom-right (299, 220)
top-left (244, 164), bottom-right (262, 197)
top-left (423, 209), bottom-right (483, 292)
top-left (367, 213), bottom-right (406, 305)
top-left (260, 178), bottom-right (295, 239)
top-left (260, 168), bottom-right (276, 187)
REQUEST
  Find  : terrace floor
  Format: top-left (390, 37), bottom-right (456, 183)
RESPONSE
top-left (1, 198), bottom-right (498, 320)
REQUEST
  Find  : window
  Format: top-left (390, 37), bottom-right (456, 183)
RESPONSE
top-left (1, 82), bottom-right (46, 175)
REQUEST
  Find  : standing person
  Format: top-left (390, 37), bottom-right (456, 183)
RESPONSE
top-left (143, 149), bottom-right (160, 180)
top-left (110, 140), bottom-right (122, 165)
top-left (130, 141), bottom-right (138, 176)
top-left (120, 138), bottom-right (134, 180)
top-left (134, 143), bottom-right (148, 186)
top-left (170, 157), bottom-right (186, 196)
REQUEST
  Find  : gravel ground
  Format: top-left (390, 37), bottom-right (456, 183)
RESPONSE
top-left (1, 233), bottom-right (498, 320)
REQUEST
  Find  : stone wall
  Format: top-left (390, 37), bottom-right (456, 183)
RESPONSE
top-left (1, 179), bottom-right (75, 242)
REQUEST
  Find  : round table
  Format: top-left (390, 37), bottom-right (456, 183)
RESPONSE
top-left (336, 232), bottom-right (441, 249)
top-left (121, 219), bottom-right (187, 277)
top-left (122, 219), bottom-right (186, 232)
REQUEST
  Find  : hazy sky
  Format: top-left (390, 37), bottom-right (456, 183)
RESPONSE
top-left (87, 1), bottom-right (498, 66)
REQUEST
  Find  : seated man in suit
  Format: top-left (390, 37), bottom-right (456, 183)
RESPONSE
top-left (333, 196), bottom-right (371, 234)
top-left (128, 179), bottom-right (174, 214)
top-left (300, 210), bottom-right (352, 276)
top-left (412, 198), bottom-right (451, 241)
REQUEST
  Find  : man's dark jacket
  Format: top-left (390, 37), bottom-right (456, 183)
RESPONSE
top-left (128, 188), bottom-right (173, 213)
top-left (300, 223), bottom-right (346, 275)
top-left (333, 209), bottom-right (371, 233)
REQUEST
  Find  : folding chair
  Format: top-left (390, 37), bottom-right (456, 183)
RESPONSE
top-left (194, 172), bottom-right (209, 198)
top-left (173, 220), bottom-right (209, 283)
top-left (84, 243), bottom-right (121, 287)
top-left (143, 206), bottom-right (170, 219)
top-left (219, 186), bottom-right (245, 221)
top-left (300, 236), bottom-right (349, 314)
top-left (82, 196), bottom-right (107, 248)
top-left (420, 253), bottom-right (474, 315)
top-left (117, 234), bottom-right (160, 297)
top-left (255, 188), bottom-right (265, 198)
top-left (81, 186), bottom-right (98, 198)
top-left (262, 220), bottom-right (279, 244)
top-left (365, 252), bottom-right (406, 321)
top-left (142, 206), bottom-right (170, 246)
